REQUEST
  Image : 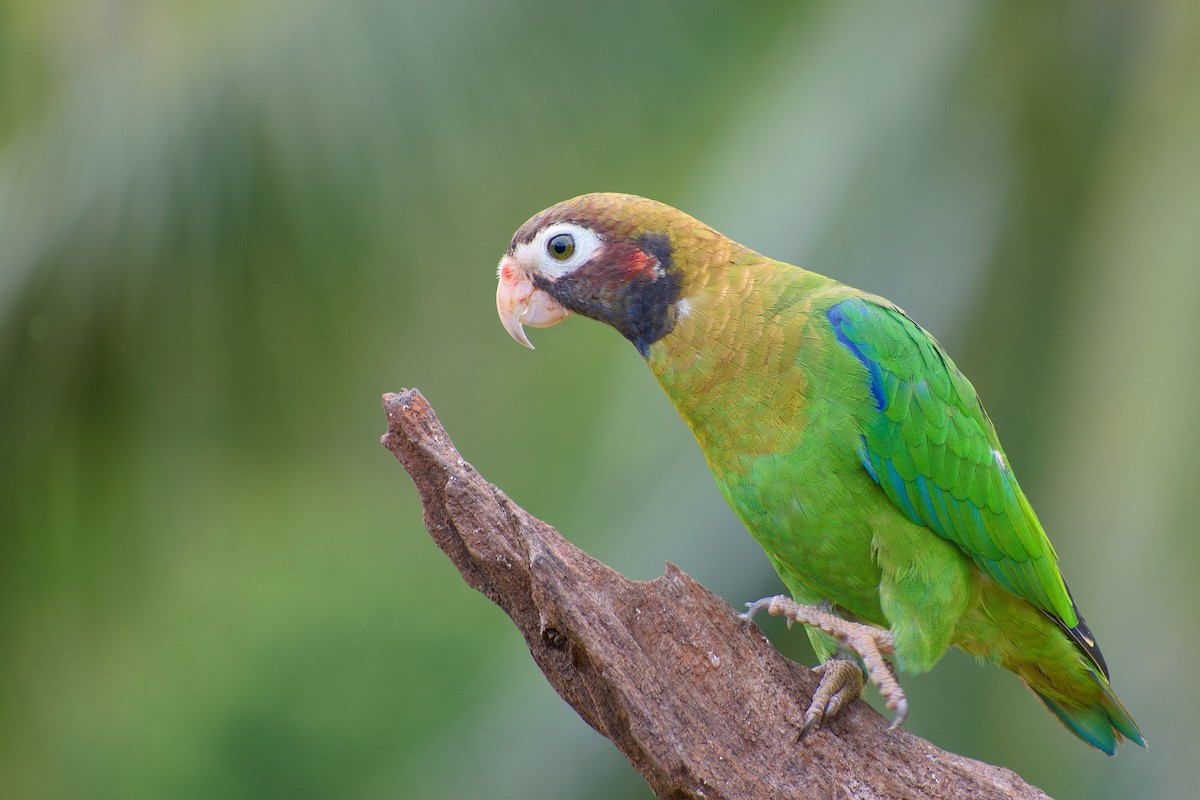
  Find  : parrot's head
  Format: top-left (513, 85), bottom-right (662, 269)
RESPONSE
top-left (496, 193), bottom-right (728, 356)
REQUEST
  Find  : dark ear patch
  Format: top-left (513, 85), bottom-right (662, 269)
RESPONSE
top-left (636, 232), bottom-right (673, 273)
top-left (623, 265), bottom-right (681, 357)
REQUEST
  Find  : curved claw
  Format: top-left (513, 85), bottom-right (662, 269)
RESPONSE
top-left (887, 696), bottom-right (909, 730)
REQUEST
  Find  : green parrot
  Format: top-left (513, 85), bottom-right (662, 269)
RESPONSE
top-left (495, 193), bottom-right (1144, 755)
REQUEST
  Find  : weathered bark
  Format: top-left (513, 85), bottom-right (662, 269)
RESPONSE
top-left (382, 388), bottom-right (1051, 800)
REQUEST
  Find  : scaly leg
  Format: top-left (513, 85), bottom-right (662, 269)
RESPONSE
top-left (741, 595), bottom-right (908, 730)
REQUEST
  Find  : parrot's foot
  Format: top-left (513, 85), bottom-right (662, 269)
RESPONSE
top-left (801, 657), bottom-right (866, 738)
top-left (741, 595), bottom-right (908, 730)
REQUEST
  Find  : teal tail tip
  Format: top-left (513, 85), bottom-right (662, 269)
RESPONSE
top-left (1034, 679), bottom-right (1147, 756)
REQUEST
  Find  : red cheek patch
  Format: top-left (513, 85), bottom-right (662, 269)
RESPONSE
top-left (625, 250), bottom-right (654, 277)
top-left (584, 242), bottom-right (663, 289)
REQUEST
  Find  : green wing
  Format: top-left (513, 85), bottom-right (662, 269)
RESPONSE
top-left (827, 296), bottom-right (1076, 625)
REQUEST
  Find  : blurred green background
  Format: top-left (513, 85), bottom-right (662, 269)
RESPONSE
top-left (2, 1), bottom-right (1197, 798)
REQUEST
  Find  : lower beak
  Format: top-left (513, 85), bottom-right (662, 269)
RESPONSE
top-left (496, 256), bottom-right (572, 349)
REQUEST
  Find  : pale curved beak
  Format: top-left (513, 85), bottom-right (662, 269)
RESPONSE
top-left (496, 255), bottom-right (572, 349)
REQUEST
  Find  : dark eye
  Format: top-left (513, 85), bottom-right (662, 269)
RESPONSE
top-left (547, 233), bottom-right (575, 261)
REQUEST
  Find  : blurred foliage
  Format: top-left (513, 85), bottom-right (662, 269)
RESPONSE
top-left (2, 1), bottom-right (1197, 798)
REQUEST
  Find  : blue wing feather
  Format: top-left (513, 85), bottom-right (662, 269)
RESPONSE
top-left (827, 297), bottom-right (1076, 625)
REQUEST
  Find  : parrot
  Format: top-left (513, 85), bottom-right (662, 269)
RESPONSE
top-left (494, 192), bottom-right (1145, 755)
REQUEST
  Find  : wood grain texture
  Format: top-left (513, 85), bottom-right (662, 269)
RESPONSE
top-left (382, 388), bottom-right (1052, 800)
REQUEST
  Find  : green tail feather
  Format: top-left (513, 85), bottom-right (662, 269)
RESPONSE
top-left (1031, 671), bottom-right (1146, 756)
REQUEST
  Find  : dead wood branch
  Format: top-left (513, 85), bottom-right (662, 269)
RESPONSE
top-left (382, 388), bottom-right (1051, 800)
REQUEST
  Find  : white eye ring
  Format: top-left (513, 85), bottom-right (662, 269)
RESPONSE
top-left (525, 222), bottom-right (603, 278)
